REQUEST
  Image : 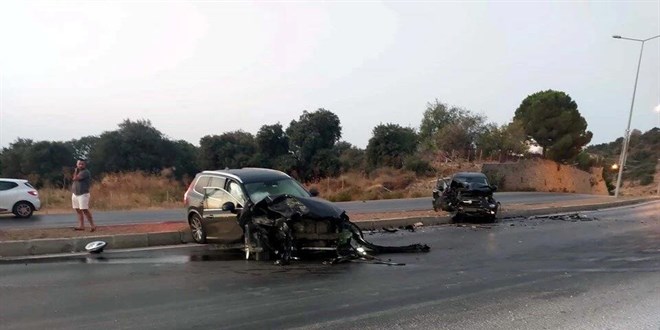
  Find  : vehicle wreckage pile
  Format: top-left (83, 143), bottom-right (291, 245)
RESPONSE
top-left (237, 194), bottom-right (430, 265)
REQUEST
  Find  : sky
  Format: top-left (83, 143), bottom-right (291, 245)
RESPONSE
top-left (0, 1), bottom-right (659, 150)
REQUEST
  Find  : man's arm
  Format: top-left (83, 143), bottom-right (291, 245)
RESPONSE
top-left (77, 170), bottom-right (90, 181)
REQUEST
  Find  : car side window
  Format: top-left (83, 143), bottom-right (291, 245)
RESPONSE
top-left (193, 176), bottom-right (211, 194)
top-left (227, 181), bottom-right (246, 206)
top-left (208, 176), bottom-right (226, 190)
top-left (0, 181), bottom-right (19, 191)
top-left (204, 188), bottom-right (237, 211)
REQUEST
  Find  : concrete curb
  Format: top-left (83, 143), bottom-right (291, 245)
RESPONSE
top-left (0, 230), bottom-right (191, 258)
top-left (1, 197), bottom-right (656, 258)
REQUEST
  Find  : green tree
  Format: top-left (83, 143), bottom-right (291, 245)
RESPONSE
top-left (434, 118), bottom-right (486, 154)
top-left (0, 139), bottom-right (75, 187)
top-left (286, 109), bottom-right (342, 180)
top-left (168, 140), bottom-right (200, 179)
top-left (0, 138), bottom-right (34, 178)
top-left (69, 136), bottom-right (99, 161)
top-left (335, 141), bottom-right (365, 173)
top-left (254, 123), bottom-right (290, 169)
top-left (514, 90), bottom-right (593, 162)
top-left (198, 130), bottom-right (257, 170)
top-left (477, 121), bottom-right (528, 160)
top-left (310, 148), bottom-right (341, 178)
top-left (366, 123), bottom-right (418, 169)
top-left (419, 99), bottom-right (487, 154)
top-left (23, 141), bottom-right (75, 187)
top-left (90, 119), bottom-right (178, 174)
top-left (419, 100), bottom-right (468, 142)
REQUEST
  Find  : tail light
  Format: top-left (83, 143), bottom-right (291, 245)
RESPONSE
top-left (184, 183), bottom-right (193, 205)
top-left (28, 190), bottom-right (38, 197)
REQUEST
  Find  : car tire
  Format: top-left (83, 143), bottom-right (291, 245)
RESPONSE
top-left (189, 213), bottom-right (207, 244)
top-left (13, 201), bottom-right (34, 218)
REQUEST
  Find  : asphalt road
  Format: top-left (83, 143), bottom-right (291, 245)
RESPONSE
top-left (0, 192), bottom-right (601, 229)
top-left (1, 201), bottom-right (658, 329)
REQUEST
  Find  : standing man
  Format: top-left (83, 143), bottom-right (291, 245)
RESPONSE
top-left (72, 159), bottom-right (96, 232)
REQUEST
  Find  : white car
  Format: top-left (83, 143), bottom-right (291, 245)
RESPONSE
top-left (0, 178), bottom-right (41, 218)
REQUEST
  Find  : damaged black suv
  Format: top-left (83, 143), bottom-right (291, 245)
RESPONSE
top-left (184, 168), bottom-right (429, 264)
top-left (432, 172), bottom-right (500, 222)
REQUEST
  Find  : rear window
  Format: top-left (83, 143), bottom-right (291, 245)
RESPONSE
top-left (24, 182), bottom-right (35, 189)
top-left (193, 176), bottom-right (211, 194)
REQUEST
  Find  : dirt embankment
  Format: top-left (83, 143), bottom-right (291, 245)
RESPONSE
top-left (482, 159), bottom-right (608, 195)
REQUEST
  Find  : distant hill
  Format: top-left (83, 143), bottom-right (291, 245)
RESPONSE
top-left (586, 128), bottom-right (660, 186)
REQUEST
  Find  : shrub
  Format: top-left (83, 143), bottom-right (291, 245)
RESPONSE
top-left (404, 157), bottom-right (435, 176)
top-left (640, 175), bottom-right (654, 186)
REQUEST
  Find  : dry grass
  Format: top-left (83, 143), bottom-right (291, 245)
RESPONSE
top-left (39, 169), bottom-right (438, 212)
top-left (39, 172), bottom-right (185, 211)
top-left (307, 168), bottom-right (436, 202)
top-left (37, 159), bottom-right (587, 213)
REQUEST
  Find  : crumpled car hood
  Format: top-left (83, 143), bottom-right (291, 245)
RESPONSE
top-left (243, 193), bottom-right (429, 265)
top-left (256, 194), bottom-right (346, 220)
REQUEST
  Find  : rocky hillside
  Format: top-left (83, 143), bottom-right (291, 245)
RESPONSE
top-left (481, 159), bottom-right (608, 195)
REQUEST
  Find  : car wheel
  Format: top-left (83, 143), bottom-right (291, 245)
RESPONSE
top-left (244, 225), bottom-right (270, 261)
top-left (13, 202), bottom-right (34, 218)
top-left (189, 214), bottom-right (207, 244)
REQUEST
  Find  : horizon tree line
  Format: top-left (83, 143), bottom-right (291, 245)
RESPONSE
top-left (1, 90), bottom-right (604, 188)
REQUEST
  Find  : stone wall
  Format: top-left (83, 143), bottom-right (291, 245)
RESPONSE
top-left (481, 159), bottom-right (608, 195)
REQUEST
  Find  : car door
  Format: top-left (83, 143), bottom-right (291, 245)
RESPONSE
top-left (0, 180), bottom-right (19, 212)
top-left (201, 176), bottom-right (243, 243)
top-left (433, 178), bottom-right (453, 211)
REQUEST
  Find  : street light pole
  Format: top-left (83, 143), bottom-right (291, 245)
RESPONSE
top-left (656, 105), bottom-right (660, 196)
top-left (612, 34), bottom-right (660, 198)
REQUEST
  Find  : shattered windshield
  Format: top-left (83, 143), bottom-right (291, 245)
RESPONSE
top-left (455, 175), bottom-right (489, 185)
top-left (244, 179), bottom-right (311, 203)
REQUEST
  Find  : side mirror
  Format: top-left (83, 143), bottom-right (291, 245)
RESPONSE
top-left (491, 185), bottom-right (498, 192)
top-left (221, 201), bottom-right (236, 213)
top-left (309, 187), bottom-right (320, 197)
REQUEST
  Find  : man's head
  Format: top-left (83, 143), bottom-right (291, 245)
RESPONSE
top-left (76, 159), bottom-right (87, 169)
